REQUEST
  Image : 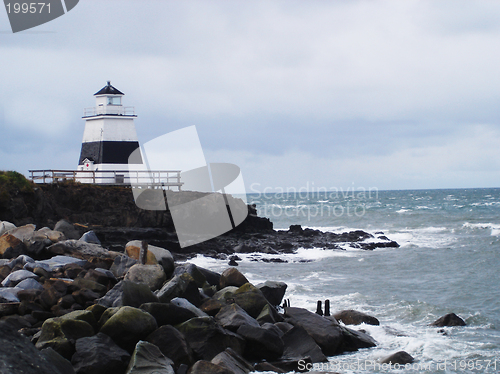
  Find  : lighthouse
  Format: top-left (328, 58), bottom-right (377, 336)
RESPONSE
top-left (77, 81), bottom-right (143, 183)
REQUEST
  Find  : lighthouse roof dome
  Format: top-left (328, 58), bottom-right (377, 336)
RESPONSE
top-left (94, 81), bottom-right (124, 96)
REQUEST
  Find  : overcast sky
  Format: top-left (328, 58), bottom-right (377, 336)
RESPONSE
top-left (1, 0), bottom-right (500, 192)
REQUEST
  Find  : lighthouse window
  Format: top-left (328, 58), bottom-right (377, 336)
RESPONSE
top-left (107, 96), bottom-right (121, 105)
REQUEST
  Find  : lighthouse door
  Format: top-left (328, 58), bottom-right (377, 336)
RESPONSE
top-left (82, 159), bottom-right (95, 171)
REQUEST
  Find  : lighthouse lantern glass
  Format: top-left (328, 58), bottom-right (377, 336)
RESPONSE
top-left (108, 96), bottom-right (121, 105)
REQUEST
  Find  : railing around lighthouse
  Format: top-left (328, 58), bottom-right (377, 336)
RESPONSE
top-left (28, 170), bottom-right (183, 190)
top-left (83, 106), bottom-right (136, 117)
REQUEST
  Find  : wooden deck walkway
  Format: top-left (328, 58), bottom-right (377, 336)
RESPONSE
top-left (28, 169), bottom-right (183, 190)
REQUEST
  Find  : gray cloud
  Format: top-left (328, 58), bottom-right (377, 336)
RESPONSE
top-left (1, 0), bottom-right (500, 189)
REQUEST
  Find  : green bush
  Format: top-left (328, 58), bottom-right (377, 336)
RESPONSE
top-left (0, 171), bottom-right (33, 207)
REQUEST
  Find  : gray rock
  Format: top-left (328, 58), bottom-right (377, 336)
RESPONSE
top-left (236, 324), bottom-right (284, 360)
top-left (47, 240), bottom-right (114, 260)
top-left (1, 269), bottom-right (39, 287)
top-left (146, 325), bottom-right (194, 368)
top-left (124, 264), bottom-right (166, 291)
top-left (381, 351), bottom-right (414, 365)
top-left (110, 255), bottom-right (139, 277)
top-left (40, 347), bottom-right (76, 374)
top-left (8, 254), bottom-right (35, 269)
top-left (175, 317), bottom-right (245, 361)
top-left (35, 255), bottom-right (87, 271)
top-left (281, 325), bottom-right (327, 363)
top-left (35, 316), bottom-right (95, 359)
top-left (139, 302), bottom-right (198, 326)
top-left (338, 325), bottom-right (377, 351)
top-left (211, 348), bottom-right (253, 374)
top-left (94, 267), bottom-right (117, 282)
top-left (333, 309), bottom-right (380, 326)
top-left (79, 231), bottom-right (101, 245)
top-left (99, 306), bottom-right (158, 352)
top-left (0, 287), bottom-right (20, 302)
top-left (215, 303), bottom-right (260, 331)
top-left (430, 313), bottom-right (466, 327)
top-left (173, 263), bottom-right (208, 287)
top-left (171, 297), bottom-right (208, 317)
top-left (0, 221), bottom-right (16, 236)
top-left (284, 307), bottom-right (343, 356)
top-left (97, 280), bottom-right (158, 308)
top-left (155, 273), bottom-right (201, 306)
top-left (14, 277), bottom-right (43, 291)
top-left (71, 332), bottom-right (131, 374)
top-left (0, 321), bottom-right (63, 374)
top-left (257, 281), bottom-right (288, 306)
top-left (54, 220), bottom-right (80, 240)
top-left (125, 340), bottom-right (175, 374)
top-left (212, 286), bottom-right (238, 304)
top-left (7, 224), bottom-right (36, 242)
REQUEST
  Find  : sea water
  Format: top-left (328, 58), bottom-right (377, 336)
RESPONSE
top-left (187, 188), bottom-right (500, 373)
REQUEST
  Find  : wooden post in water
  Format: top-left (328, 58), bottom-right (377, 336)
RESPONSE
top-left (140, 240), bottom-right (148, 264)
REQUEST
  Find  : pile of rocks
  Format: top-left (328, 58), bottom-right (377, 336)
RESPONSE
top-left (0, 220), bottom-right (382, 374)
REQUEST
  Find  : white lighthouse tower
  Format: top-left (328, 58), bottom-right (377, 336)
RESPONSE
top-left (77, 81), bottom-right (143, 183)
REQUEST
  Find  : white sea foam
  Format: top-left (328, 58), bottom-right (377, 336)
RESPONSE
top-left (463, 222), bottom-right (500, 236)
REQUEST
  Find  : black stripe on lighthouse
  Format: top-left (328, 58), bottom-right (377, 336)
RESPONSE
top-left (79, 141), bottom-right (143, 165)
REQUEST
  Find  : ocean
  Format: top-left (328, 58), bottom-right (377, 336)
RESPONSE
top-left (188, 188), bottom-right (500, 373)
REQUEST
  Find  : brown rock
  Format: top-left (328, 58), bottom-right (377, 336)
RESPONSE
top-left (219, 268), bottom-right (249, 289)
top-left (125, 244), bottom-right (158, 265)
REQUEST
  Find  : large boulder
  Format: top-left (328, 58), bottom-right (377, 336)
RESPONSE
top-left (124, 264), bottom-right (166, 291)
top-left (281, 325), bottom-right (327, 363)
top-left (126, 241), bottom-right (174, 276)
top-left (257, 281), bottom-right (287, 306)
top-left (284, 307), bottom-right (343, 356)
top-left (333, 309), bottom-right (380, 326)
top-left (71, 332), bottom-right (131, 374)
top-left (236, 324), bottom-right (284, 360)
top-left (156, 273), bottom-right (201, 306)
top-left (0, 321), bottom-right (64, 374)
top-left (125, 340), bottom-right (175, 374)
top-left (97, 280), bottom-right (158, 308)
top-left (99, 306), bottom-right (158, 352)
top-left (232, 283), bottom-right (269, 319)
top-left (219, 268), bottom-right (248, 289)
top-left (140, 302), bottom-right (198, 326)
top-left (337, 326), bottom-right (377, 352)
top-left (35, 316), bottom-right (95, 359)
top-left (146, 325), bottom-right (194, 368)
top-left (174, 263), bottom-right (209, 287)
top-left (430, 313), bottom-right (466, 327)
top-left (215, 303), bottom-right (260, 331)
top-left (175, 316), bottom-right (245, 361)
top-left (211, 348), bottom-right (254, 374)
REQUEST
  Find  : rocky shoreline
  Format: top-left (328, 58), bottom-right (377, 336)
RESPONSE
top-left (0, 178), bottom-right (467, 373)
top-left (0, 220), bottom-right (467, 374)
